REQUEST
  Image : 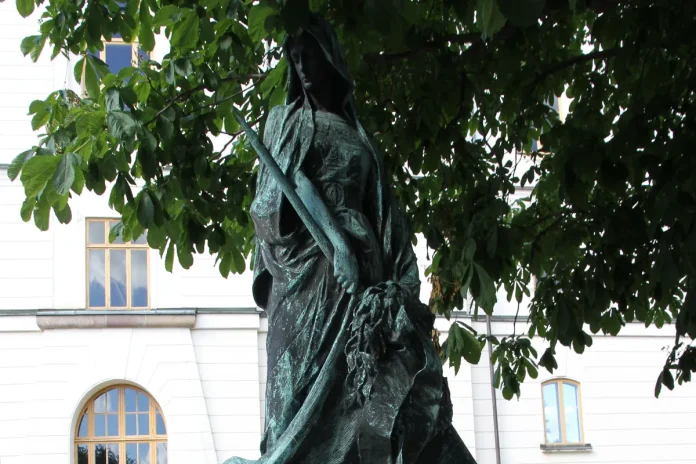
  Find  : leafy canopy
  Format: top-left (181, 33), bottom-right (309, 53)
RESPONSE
top-left (10, 0), bottom-right (696, 399)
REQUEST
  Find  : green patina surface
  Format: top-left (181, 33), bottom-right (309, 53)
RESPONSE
top-left (225, 15), bottom-right (477, 464)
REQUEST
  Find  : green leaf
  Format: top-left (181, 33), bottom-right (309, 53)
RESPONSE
top-left (137, 191), bottom-right (155, 227)
top-left (497, 0), bottom-right (545, 27)
top-left (107, 111), bottom-right (138, 139)
top-left (219, 251), bottom-right (231, 278)
top-left (156, 115), bottom-right (174, 142)
top-left (20, 35), bottom-right (45, 62)
top-left (249, 5), bottom-right (277, 42)
top-left (138, 3), bottom-right (156, 52)
top-left (77, 112), bottom-right (105, 138)
top-left (106, 89), bottom-right (120, 112)
top-left (54, 203), bottom-right (72, 224)
top-left (478, 0), bottom-right (507, 38)
top-left (165, 63), bottom-right (176, 85)
top-left (31, 110), bottom-right (50, 131)
top-left (16, 0), bottom-right (34, 17)
top-left (171, 10), bottom-right (199, 50)
top-left (153, 4), bottom-right (180, 28)
top-left (28, 100), bottom-right (48, 115)
top-left (177, 246), bottom-right (194, 269)
top-left (455, 323), bottom-right (483, 364)
top-left (474, 263), bottom-right (496, 314)
top-left (8, 150), bottom-right (34, 181)
top-left (20, 35), bottom-right (38, 55)
top-left (72, 167), bottom-right (85, 194)
top-left (523, 358), bottom-right (538, 379)
top-left (20, 197), bottom-right (34, 222)
top-left (109, 221), bottom-right (123, 244)
top-left (20, 155), bottom-right (60, 198)
top-left (83, 56), bottom-right (100, 99)
top-left (231, 248), bottom-right (246, 273)
top-left (463, 237), bottom-right (476, 261)
top-left (164, 241), bottom-right (175, 272)
top-left (661, 368), bottom-right (675, 391)
top-left (260, 58), bottom-right (287, 97)
top-left (52, 153), bottom-right (79, 195)
top-left (33, 198), bottom-right (50, 231)
top-left (147, 226), bottom-right (167, 249)
top-left (139, 128), bottom-right (158, 152)
top-left (134, 82), bottom-right (151, 103)
top-left (539, 348), bottom-right (558, 373)
top-left (502, 384), bottom-right (513, 400)
top-left (568, 0), bottom-right (576, 11)
top-left (173, 58), bottom-right (193, 77)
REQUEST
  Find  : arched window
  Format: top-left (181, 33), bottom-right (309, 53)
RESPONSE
top-left (541, 378), bottom-right (585, 445)
top-left (75, 385), bottom-right (167, 463)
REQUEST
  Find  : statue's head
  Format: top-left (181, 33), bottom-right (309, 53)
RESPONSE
top-left (282, 15), bottom-right (354, 117)
top-left (288, 32), bottom-right (332, 94)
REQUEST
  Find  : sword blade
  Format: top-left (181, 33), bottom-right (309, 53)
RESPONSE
top-left (233, 108), bottom-right (335, 262)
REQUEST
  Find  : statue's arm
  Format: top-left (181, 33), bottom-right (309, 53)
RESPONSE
top-left (292, 169), bottom-right (359, 293)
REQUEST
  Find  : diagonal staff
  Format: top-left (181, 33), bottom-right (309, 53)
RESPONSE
top-left (233, 108), bottom-right (335, 263)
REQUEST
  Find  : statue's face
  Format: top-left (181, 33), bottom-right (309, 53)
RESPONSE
top-left (289, 33), bottom-right (330, 93)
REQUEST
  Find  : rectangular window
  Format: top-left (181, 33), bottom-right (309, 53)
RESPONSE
top-left (86, 219), bottom-right (149, 309)
top-left (81, 38), bottom-right (149, 96)
top-left (99, 38), bottom-right (150, 75)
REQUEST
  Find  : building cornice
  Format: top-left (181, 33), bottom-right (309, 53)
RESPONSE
top-left (36, 309), bottom-right (197, 330)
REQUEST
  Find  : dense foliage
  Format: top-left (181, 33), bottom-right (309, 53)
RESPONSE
top-left (8, 0), bottom-right (696, 399)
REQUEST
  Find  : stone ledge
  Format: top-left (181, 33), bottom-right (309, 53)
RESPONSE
top-left (540, 443), bottom-right (592, 453)
top-left (36, 310), bottom-right (196, 330)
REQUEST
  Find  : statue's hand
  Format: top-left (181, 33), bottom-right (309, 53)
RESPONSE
top-left (334, 245), bottom-right (359, 294)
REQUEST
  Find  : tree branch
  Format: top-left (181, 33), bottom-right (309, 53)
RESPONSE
top-left (536, 48), bottom-right (619, 82)
top-left (145, 73), bottom-right (266, 126)
top-left (365, 32), bottom-right (482, 64)
top-left (219, 116), bottom-right (261, 156)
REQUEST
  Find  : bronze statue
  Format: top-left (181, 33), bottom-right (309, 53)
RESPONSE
top-left (226, 15), bottom-right (476, 464)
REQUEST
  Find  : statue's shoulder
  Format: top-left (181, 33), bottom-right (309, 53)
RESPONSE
top-left (264, 104), bottom-right (294, 139)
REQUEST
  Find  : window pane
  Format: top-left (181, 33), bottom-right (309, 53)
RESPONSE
top-left (126, 414), bottom-right (137, 436)
top-left (108, 444), bottom-right (119, 464)
top-left (105, 43), bottom-right (133, 74)
top-left (138, 412), bottom-right (150, 435)
top-left (563, 382), bottom-right (582, 443)
top-left (107, 413), bottom-right (119, 436)
top-left (95, 444), bottom-right (106, 463)
top-left (131, 250), bottom-right (148, 307)
top-left (107, 388), bottom-right (118, 412)
top-left (137, 391), bottom-right (149, 412)
top-left (109, 221), bottom-right (125, 244)
top-left (78, 413), bottom-right (88, 437)
top-left (126, 443), bottom-right (137, 463)
top-left (95, 393), bottom-right (106, 413)
top-left (125, 388), bottom-right (137, 412)
top-left (139, 443), bottom-right (151, 464)
top-left (157, 443), bottom-right (167, 464)
top-left (110, 249), bottom-right (127, 307)
top-left (134, 233), bottom-right (148, 245)
top-left (94, 414), bottom-right (106, 436)
top-left (156, 411), bottom-right (166, 435)
top-left (89, 221), bottom-right (106, 244)
top-left (543, 383), bottom-right (562, 443)
top-left (89, 249), bottom-right (106, 307)
top-left (77, 444), bottom-right (89, 464)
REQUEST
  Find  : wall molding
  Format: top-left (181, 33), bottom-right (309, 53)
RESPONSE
top-left (36, 309), bottom-right (196, 330)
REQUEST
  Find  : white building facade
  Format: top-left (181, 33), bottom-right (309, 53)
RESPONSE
top-left (1, 4), bottom-right (695, 464)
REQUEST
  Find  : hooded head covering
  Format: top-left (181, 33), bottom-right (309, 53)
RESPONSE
top-left (282, 15), bottom-right (357, 125)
